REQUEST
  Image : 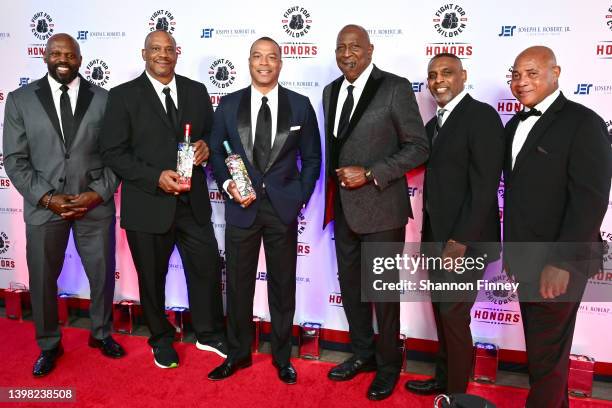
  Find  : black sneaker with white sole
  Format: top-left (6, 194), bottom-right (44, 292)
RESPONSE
top-left (196, 340), bottom-right (228, 358)
top-left (152, 345), bottom-right (179, 368)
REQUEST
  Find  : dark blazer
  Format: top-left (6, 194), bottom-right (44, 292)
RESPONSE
top-left (209, 85), bottom-right (321, 228)
top-left (3, 74), bottom-right (118, 225)
top-left (503, 92), bottom-right (612, 280)
top-left (99, 72), bottom-right (214, 234)
top-left (424, 94), bottom-right (504, 259)
top-left (323, 65), bottom-right (429, 234)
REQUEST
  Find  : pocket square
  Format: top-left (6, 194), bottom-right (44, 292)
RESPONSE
top-left (536, 146), bottom-right (549, 154)
top-left (290, 125), bottom-right (301, 131)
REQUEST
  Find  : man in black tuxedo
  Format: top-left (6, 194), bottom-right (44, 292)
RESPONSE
top-left (100, 30), bottom-right (226, 368)
top-left (504, 46), bottom-right (611, 407)
top-left (3, 33), bottom-right (124, 377)
top-left (405, 53), bottom-right (504, 395)
top-left (207, 37), bottom-right (321, 384)
top-left (322, 25), bottom-right (429, 400)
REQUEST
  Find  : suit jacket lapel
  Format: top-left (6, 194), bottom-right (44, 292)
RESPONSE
top-left (176, 75), bottom-right (188, 131)
top-left (265, 86), bottom-right (292, 172)
top-left (504, 116), bottom-right (519, 179)
top-left (34, 74), bottom-right (64, 147)
top-left (138, 72), bottom-right (175, 134)
top-left (430, 94), bottom-right (472, 157)
top-left (70, 75), bottom-right (94, 149)
top-left (326, 78), bottom-right (342, 139)
top-left (512, 93), bottom-right (566, 173)
top-left (237, 87), bottom-right (253, 165)
top-left (342, 65), bottom-right (384, 140)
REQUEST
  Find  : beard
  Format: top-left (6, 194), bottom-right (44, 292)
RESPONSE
top-left (48, 63), bottom-right (78, 85)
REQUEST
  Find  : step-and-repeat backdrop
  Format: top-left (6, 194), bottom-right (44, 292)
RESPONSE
top-left (1, 0), bottom-right (611, 361)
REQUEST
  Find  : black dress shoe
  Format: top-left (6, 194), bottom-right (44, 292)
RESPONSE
top-left (32, 345), bottom-right (64, 377)
top-left (405, 377), bottom-right (446, 395)
top-left (367, 372), bottom-right (399, 401)
top-left (275, 362), bottom-right (297, 384)
top-left (328, 356), bottom-right (376, 381)
top-left (207, 358), bottom-right (252, 380)
top-left (88, 335), bottom-right (125, 358)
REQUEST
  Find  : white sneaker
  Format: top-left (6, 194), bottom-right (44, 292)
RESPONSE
top-left (196, 341), bottom-right (228, 358)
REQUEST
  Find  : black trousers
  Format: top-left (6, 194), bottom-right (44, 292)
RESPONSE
top-left (225, 196), bottom-right (297, 366)
top-left (126, 200), bottom-right (224, 347)
top-left (423, 214), bottom-right (484, 393)
top-left (333, 200), bottom-right (404, 375)
top-left (518, 277), bottom-right (586, 408)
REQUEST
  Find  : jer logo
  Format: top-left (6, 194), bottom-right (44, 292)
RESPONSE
top-left (19, 78), bottom-right (30, 87)
top-left (574, 83), bottom-right (593, 95)
top-left (77, 30), bottom-right (88, 40)
top-left (0, 231), bottom-right (11, 255)
top-left (281, 6), bottom-right (312, 38)
top-left (498, 25), bottom-right (516, 37)
top-left (433, 4), bottom-right (468, 37)
top-left (85, 59), bottom-right (110, 88)
top-left (209, 58), bottom-right (236, 89)
top-left (148, 10), bottom-right (176, 35)
top-left (412, 82), bottom-right (424, 93)
top-left (30, 12), bottom-right (54, 41)
top-left (201, 28), bottom-right (214, 38)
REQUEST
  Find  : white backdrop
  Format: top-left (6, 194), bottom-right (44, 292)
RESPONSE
top-left (1, 0), bottom-right (611, 362)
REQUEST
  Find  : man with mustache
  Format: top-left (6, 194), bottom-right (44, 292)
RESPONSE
top-left (504, 46), bottom-right (611, 407)
top-left (3, 33), bottom-right (124, 377)
top-left (99, 30), bottom-right (226, 369)
top-left (322, 25), bottom-right (428, 400)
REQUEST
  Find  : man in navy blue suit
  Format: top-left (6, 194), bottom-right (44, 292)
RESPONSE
top-left (208, 37), bottom-right (321, 384)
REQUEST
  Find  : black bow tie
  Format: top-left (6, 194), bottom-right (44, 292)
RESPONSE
top-left (516, 108), bottom-right (542, 121)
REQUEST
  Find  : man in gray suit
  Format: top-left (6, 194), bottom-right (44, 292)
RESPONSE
top-left (3, 33), bottom-right (124, 377)
top-left (323, 25), bottom-right (429, 400)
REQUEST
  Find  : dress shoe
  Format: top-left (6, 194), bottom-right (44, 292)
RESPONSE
top-left (274, 362), bottom-right (297, 384)
top-left (196, 340), bottom-right (227, 358)
top-left (88, 335), bottom-right (125, 358)
top-left (152, 344), bottom-right (179, 369)
top-left (32, 345), bottom-right (64, 377)
top-left (328, 356), bottom-right (376, 381)
top-left (367, 372), bottom-right (399, 401)
top-left (405, 377), bottom-right (446, 395)
top-left (207, 358), bottom-right (252, 380)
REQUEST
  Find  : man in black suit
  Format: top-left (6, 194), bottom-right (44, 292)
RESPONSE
top-left (3, 33), bottom-right (125, 377)
top-left (207, 37), bottom-right (321, 384)
top-left (100, 30), bottom-right (226, 368)
top-left (323, 25), bottom-right (429, 400)
top-left (405, 53), bottom-right (504, 395)
top-left (504, 46), bottom-right (611, 408)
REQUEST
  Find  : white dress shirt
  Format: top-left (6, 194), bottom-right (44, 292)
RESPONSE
top-left (47, 74), bottom-right (79, 141)
top-left (333, 62), bottom-right (374, 137)
top-left (511, 89), bottom-right (560, 169)
top-left (145, 70), bottom-right (178, 111)
top-left (436, 89), bottom-right (468, 127)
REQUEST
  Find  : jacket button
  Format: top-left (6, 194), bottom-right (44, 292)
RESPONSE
top-left (65, 153), bottom-right (70, 159)
top-left (59, 178), bottom-right (65, 183)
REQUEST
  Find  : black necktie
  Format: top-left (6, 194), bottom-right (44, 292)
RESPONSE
top-left (336, 85), bottom-right (354, 139)
top-left (516, 108), bottom-right (542, 121)
top-left (162, 87), bottom-right (178, 132)
top-left (59, 84), bottom-right (74, 147)
top-left (253, 96), bottom-right (272, 173)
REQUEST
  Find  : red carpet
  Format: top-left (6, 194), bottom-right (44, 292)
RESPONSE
top-left (0, 318), bottom-right (610, 408)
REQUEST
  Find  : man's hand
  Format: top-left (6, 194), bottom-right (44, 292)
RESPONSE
top-left (336, 166), bottom-right (367, 189)
top-left (227, 180), bottom-right (255, 208)
top-left (539, 264), bottom-right (570, 299)
top-left (192, 140), bottom-right (210, 166)
top-left (442, 240), bottom-right (468, 273)
top-left (60, 191), bottom-right (104, 219)
top-left (40, 193), bottom-right (75, 217)
top-left (159, 170), bottom-right (190, 194)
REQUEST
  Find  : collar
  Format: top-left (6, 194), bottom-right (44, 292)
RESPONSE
top-left (341, 62), bottom-right (374, 90)
top-left (47, 73), bottom-right (80, 92)
top-left (251, 83), bottom-right (279, 103)
top-left (530, 89), bottom-right (560, 115)
top-left (437, 89), bottom-right (468, 116)
top-left (145, 70), bottom-right (177, 95)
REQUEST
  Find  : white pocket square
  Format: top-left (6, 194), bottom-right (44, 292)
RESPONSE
top-left (290, 125), bottom-right (301, 131)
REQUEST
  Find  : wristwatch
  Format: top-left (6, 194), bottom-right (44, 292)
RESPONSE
top-left (364, 168), bottom-right (374, 183)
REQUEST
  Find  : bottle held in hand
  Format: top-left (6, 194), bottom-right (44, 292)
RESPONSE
top-left (177, 123), bottom-right (194, 188)
top-left (223, 141), bottom-right (256, 200)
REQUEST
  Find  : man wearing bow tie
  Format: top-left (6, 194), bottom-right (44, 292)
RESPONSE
top-left (207, 37), bottom-right (321, 384)
top-left (504, 46), bottom-right (611, 407)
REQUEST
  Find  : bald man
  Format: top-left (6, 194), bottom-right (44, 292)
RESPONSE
top-left (504, 46), bottom-right (611, 407)
top-left (3, 33), bottom-right (124, 377)
top-left (100, 30), bottom-right (226, 369)
top-left (323, 25), bottom-right (428, 401)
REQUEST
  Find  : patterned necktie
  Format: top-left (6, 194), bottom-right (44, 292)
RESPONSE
top-left (432, 108), bottom-right (447, 146)
top-left (336, 85), bottom-right (354, 139)
top-left (59, 84), bottom-right (74, 147)
top-left (162, 87), bottom-right (178, 132)
top-left (253, 96), bottom-right (272, 173)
